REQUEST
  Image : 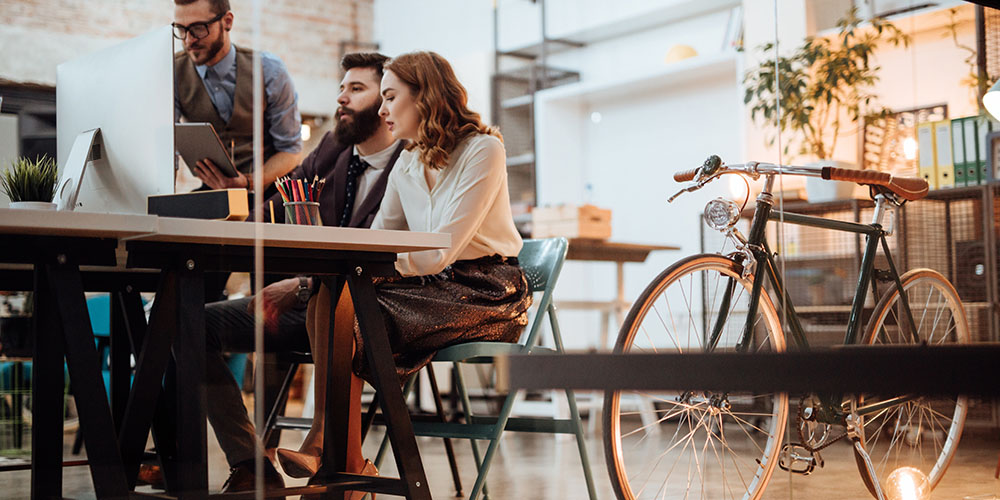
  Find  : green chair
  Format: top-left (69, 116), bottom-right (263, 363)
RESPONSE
top-left (374, 237), bottom-right (596, 500)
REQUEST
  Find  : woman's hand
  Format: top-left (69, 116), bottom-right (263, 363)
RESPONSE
top-left (247, 277), bottom-right (304, 333)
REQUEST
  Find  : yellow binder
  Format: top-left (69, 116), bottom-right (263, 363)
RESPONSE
top-left (933, 120), bottom-right (955, 189)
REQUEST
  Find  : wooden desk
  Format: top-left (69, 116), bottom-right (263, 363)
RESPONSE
top-left (0, 208), bottom-right (449, 500)
top-left (556, 239), bottom-right (679, 349)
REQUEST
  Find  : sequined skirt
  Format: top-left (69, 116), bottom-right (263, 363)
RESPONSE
top-left (353, 257), bottom-right (532, 381)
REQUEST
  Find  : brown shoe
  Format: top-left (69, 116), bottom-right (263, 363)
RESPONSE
top-left (303, 459), bottom-right (378, 500)
top-left (136, 463), bottom-right (165, 490)
top-left (348, 459), bottom-right (378, 500)
top-left (221, 460), bottom-right (285, 493)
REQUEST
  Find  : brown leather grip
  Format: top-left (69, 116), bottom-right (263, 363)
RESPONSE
top-left (821, 166), bottom-right (891, 185)
top-left (821, 166), bottom-right (928, 201)
top-left (674, 167), bottom-right (700, 182)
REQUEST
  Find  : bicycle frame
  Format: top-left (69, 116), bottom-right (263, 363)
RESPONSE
top-left (712, 178), bottom-right (923, 418)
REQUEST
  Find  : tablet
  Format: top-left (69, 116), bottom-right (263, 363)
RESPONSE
top-left (175, 122), bottom-right (240, 178)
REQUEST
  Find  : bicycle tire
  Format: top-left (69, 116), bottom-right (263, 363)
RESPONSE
top-left (603, 254), bottom-right (788, 500)
top-left (854, 269), bottom-right (969, 496)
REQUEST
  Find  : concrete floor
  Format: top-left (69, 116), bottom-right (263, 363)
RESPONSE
top-left (1, 409), bottom-right (998, 499)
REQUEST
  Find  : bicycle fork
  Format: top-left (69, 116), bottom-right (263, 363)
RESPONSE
top-left (847, 413), bottom-right (886, 500)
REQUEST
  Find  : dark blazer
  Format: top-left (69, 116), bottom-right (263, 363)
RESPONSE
top-left (262, 131), bottom-right (405, 228)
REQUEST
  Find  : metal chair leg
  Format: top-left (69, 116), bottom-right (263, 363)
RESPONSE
top-left (427, 365), bottom-right (464, 497)
top-left (550, 304), bottom-right (597, 500)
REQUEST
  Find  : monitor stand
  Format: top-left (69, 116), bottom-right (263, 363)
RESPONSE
top-left (56, 128), bottom-right (102, 211)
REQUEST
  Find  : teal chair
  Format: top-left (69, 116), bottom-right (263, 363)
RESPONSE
top-left (374, 237), bottom-right (597, 500)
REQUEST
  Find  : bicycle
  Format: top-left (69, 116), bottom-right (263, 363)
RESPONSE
top-left (602, 156), bottom-right (969, 500)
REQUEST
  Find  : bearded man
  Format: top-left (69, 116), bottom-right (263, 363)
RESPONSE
top-left (173, 0), bottom-right (302, 196)
top-left (193, 52), bottom-right (401, 492)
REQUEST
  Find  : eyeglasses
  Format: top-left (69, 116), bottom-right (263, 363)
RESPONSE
top-left (172, 12), bottom-right (226, 41)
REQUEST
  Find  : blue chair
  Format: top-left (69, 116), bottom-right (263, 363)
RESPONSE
top-left (375, 237), bottom-right (597, 500)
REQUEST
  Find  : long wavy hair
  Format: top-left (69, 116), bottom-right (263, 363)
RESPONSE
top-left (384, 51), bottom-right (501, 169)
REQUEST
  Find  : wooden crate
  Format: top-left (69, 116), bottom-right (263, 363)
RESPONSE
top-left (531, 204), bottom-right (612, 240)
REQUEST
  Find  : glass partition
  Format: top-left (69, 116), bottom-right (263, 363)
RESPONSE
top-left (2, 1), bottom-right (998, 499)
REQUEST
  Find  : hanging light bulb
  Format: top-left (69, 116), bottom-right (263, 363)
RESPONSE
top-left (884, 466), bottom-right (929, 500)
top-left (984, 80), bottom-right (1000, 121)
top-left (902, 136), bottom-right (918, 161)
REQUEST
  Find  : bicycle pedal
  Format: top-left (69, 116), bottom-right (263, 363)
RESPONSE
top-left (777, 443), bottom-right (822, 475)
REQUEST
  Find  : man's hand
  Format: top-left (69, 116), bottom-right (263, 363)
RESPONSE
top-left (193, 158), bottom-right (247, 190)
top-left (247, 277), bottom-right (304, 333)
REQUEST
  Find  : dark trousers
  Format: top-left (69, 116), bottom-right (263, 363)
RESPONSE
top-left (204, 296), bottom-right (309, 466)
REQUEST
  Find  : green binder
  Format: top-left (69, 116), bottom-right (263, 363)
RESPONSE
top-left (952, 118), bottom-right (967, 186)
top-left (963, 116), bottom-right (979, 186)
top-left (976, 114), bottom-right (993, 185)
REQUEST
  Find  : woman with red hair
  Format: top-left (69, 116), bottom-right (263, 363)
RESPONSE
top-left (276, 51), bottom-right (531, 495)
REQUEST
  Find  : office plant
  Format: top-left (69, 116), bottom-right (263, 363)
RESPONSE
top-left (2, 155), bottom-right (58, 205)
top-left (743, 7), bottom-right (910, 161)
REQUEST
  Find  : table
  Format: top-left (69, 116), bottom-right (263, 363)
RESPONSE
top-left (556, 239), bottom-right (678, 349)
top-left (0, 208), bottom-right (449, 499)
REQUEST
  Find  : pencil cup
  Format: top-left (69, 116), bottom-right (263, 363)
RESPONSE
top-left (284, 201), bottom-right (322, 226)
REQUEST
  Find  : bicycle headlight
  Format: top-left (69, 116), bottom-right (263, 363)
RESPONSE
top-left (703, 197), bottom-right (740, 231)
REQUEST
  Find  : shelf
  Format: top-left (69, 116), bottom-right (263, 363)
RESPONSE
top-left (815, 0), bottom-right (970, 38)
top-left (494, 64), bottom-right (580, 87)
top-left (795, 305), bottom-right (855, 314)
top-left (501, 94), bottom-right (533, 110)
top-left (535, 52), bottom-right (738, 106)
top-left (506, 153), bottom-right (535, 168)
top-left (498, 38), bottom-right (586, 60)
top-left (498, 0), bottom-right (740, 55)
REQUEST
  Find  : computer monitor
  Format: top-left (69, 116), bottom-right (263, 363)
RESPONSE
top-left (56, 25), bottom-right (175, 215)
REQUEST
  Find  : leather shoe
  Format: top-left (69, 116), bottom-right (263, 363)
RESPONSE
top-left (347, 459), bottom-right (379, 500)
top-left (136, 463), bottom-right (165, 490)
top-left (221, 459), bottom-right (285, 493)
top-left (276, 447), bottom-right (321, 478)
top-left (302, 459), bottom-right (378, 500)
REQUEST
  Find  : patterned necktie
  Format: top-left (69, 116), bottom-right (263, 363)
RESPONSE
top-left (340, 155), bottom-right (368, 227)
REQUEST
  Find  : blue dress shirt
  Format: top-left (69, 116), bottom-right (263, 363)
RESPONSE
top-left (176, 45), bottom-right (302, 154)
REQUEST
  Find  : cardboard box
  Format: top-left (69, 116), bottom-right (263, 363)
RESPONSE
top-left (531, 204), bottom-right (612, 239)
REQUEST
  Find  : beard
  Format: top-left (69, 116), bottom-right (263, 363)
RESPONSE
top-left (186, 33), bottom-right (225, 66)
top-left (333, 100), bottom-right (383, 145)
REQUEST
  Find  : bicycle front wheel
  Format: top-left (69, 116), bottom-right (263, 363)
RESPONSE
top-left (855, 269), bottom-right (969, 495)
top-left (603, 254), bottom-right (788, 500)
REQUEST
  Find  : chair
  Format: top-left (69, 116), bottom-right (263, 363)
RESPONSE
top-left (374, 237), bottom-right (596, 500)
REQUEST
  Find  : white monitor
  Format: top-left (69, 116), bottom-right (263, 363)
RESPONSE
top-left (56, 25), bottom-right (175, 215)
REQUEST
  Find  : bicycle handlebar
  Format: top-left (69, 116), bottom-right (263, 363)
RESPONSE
top-left (670, 156), bottom-right (929, 202)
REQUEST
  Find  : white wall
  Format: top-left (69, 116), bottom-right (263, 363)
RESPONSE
top-left (532, 2), bottom-right (744, 349)
top-left (0, 113), bottom-right (18, 207)
top-left (374, 0), bottom-right (495, 124)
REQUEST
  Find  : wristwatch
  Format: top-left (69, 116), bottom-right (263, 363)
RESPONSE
top-left (296, 276), bottom-right (311, 303)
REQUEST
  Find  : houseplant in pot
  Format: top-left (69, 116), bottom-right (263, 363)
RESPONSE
top-left (742, 7), bottom-right (909, 202)
top-left (1, 155), bottom-right (59, 209)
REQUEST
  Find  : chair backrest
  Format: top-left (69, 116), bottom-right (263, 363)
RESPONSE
top-left (518, 237), bottom-right (569, 293)
top-left (86, 294), bottom-right (111, 338)
top-left (517, 238), bottom-right (568, 348)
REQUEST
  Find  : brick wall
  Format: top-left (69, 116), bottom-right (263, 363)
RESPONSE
top-left (0, 0), bottom-right (374, 114)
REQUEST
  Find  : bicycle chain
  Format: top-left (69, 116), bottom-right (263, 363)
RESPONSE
top-left (796, 396), bottom-right (848, 453)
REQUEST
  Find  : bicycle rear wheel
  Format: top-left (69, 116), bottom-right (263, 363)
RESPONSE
top-left (855, 269), bottom-right (969, 495)
top-left (603, 254), bottom-right (788, 500)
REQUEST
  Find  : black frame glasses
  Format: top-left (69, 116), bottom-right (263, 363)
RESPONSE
top-left (171, 12), bottom-right (226, 41)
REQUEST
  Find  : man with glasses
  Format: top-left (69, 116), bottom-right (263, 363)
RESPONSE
top-left (173, 0), bottom-right (302, 196)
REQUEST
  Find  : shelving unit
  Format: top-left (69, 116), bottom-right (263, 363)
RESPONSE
top-left (702, 186), bottom-right (999, 348)
top-left (492, 0), bottom-right (581, 211)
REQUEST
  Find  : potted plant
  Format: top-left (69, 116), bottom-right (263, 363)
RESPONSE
top-left (742, 8), bottom-right (909, 201)
top-left (1, 155), bottom-right (59, 209)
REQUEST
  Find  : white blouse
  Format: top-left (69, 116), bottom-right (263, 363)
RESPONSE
top-left (371, 133), bottom-right (523, 277)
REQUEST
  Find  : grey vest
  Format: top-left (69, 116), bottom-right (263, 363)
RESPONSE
top-left (174, 46), bottom-right (276, 174)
